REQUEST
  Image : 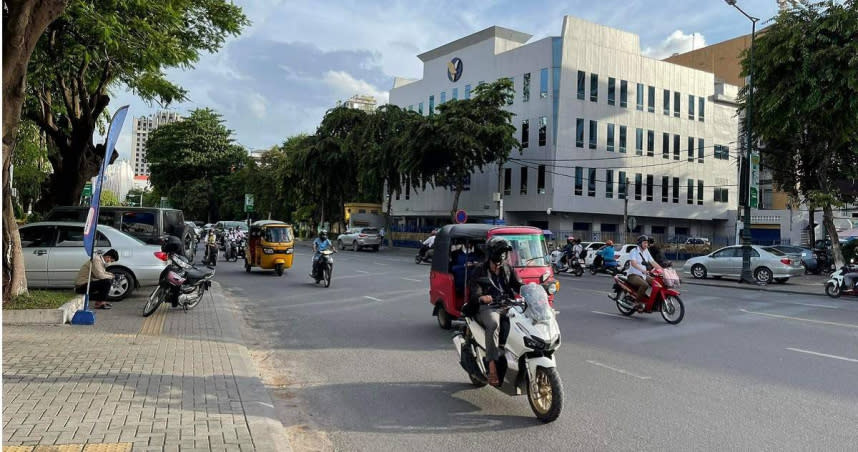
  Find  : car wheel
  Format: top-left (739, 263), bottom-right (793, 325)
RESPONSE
top-left (691, 264), bottom-right (707, 279)
top-left (353, 241), bottom-right (359, 251)
top-left (107, 268), bottom-right (134, 301)
top-left (754, 267), bottom-right (773, 284)
top-left (338, 240), bottom-right (344, 250)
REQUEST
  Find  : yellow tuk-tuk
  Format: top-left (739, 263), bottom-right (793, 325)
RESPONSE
top-left (245, 220), bottom-right (294, 276)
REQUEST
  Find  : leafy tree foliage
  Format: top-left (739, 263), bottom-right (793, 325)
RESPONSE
top-left (100, 189), bottom-right (119, 207)
top-left (739, 0), bottom-right (858, 265)
top-left (11, 120), bottom-right (51, 214)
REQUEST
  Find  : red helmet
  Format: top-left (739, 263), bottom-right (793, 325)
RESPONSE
top-left (567, 236), bottom-right (576, 244)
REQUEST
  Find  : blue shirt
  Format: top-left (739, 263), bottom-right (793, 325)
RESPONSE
top-left (599, 246), bottom-right (617, 266)
top-left (313, 238), bottom-right (332, 253)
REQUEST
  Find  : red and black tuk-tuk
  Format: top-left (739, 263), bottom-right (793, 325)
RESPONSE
top-left (429, 224), bottom-right (560, 329)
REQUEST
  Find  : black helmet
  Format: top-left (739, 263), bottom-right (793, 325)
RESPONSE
top-left (636, 235), bottom-right (650, 246)
top-left (486, 236), bottom-right (512, 264)
top-left (161, 235), bottom-right (184, 254)
top-left (319, 230), bottom-right (328, 240)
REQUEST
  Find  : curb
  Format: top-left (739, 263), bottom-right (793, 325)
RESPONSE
top-left (2, 295), bottom-right (84, 325)
top-left (683, 279), bottom-right (825, 297)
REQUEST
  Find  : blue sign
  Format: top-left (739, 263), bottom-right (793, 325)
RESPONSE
top-left (455, 209), bottom-right (468, 224)
top-left (447, 57), bottom-right (463, 82)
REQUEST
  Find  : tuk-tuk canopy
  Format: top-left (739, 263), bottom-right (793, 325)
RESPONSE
top-left (431, 224), bottom-right (545, 273)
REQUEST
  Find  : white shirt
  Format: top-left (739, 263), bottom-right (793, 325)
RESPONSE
top-left (627, 246), bottom-right (654, 278)
top-left (423, 235), bottom-right (435, 247)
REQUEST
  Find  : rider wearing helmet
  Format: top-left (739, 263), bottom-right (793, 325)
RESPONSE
top-left (561, 236), bottom-right (577, 269)
top-left (467, 237), bottom-right (524, 387)
top-left (626, 235), bottom-right (663, 307)
top-left (598, 239), bottom-right (618, 273)
top-left (311, 230), bottom-right (334, 277)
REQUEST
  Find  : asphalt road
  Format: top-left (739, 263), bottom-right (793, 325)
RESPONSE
top-left (215, 245), bottom-right (858, 452)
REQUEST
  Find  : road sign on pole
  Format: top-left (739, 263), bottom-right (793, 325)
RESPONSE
top-left (244, 194), bottom-right (255, 213)
top-left (627, 216), bottom-right (637, 232)
top-left (455, 209), bottom-right (467, 224)
top-left (749, 150), bottom-right (760, 208)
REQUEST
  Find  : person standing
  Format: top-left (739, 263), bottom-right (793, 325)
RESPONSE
top-left (75, 249), bottom-right (119, 309)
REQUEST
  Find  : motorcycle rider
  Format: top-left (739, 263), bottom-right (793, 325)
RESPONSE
top-left (598, 240), bottom-right (619, 274)
top-left (311, 230), bottom-right (334, 278)
top-left (842, 263), bottom-right (858, 290)
top-left (467, 237), bottom-right (523, 387)
top-left (418, 229), bottom-right (436, 260)
top-left (560, 236), bottom-right (576, 270)
top-left (204, 229), bottom-right (218, 265)
top-left (626, 235), bottom-right (663, 309)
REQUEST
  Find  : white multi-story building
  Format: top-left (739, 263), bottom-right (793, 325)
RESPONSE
top-left (131, 111), bottom-right (182, 176)
top-left (388, 16), bottom-right (740, 242)
top-left (340, 95), bottom-right (377, 112)
top-left (92, 159), bottom-right (135, 202)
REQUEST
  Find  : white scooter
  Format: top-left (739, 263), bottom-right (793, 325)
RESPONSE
top-left (825, 260), bottom-right (858, 298)
top-left (550, 249), bottom-right (583, 276)
top-left (452, 283), bottom-right (564, 423)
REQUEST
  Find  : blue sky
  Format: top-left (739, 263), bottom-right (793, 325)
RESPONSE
top-left (109, 0), bottom-right (782, 162)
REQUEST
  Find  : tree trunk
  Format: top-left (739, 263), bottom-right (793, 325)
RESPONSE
top-left (450, 182), bottom-right (464, 224)
top-left (821, 203), bottom-right (844, 267)
top-left (385, 185), bottom-right (394, 247)
top-left (807, 205), bottom-right (816, 246)
top-left (2, 0), bottom-right (67, 300)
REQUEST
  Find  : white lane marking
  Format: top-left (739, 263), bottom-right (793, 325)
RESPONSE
top-left (586, 360), bottom-right (651, 380)
top-left (739, 309), bottom-right (858, 329)
top-left (374, 262), bottom-right (389, 266)
top-left (786, 348), bottom-right (858, 364)
top-left (401, 277), bottom-right (422, 282)
top-left (591, 310), bottom-right (635, 320)
top-left (363, 296), bottom-right (382, 302)
top-left (355, 270), bottom-right (369, 274)
top-left (791, 302), bottom-right (840, 310)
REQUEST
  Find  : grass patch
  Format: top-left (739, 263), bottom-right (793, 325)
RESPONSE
top-left (4, 290), bottom-right (76, 310)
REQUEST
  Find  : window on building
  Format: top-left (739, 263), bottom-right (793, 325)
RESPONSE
top-left (635, 173), bottom-right (642, 200)
top-left (636, 128), bottom-right (643, 155)
top-left (574, 167), bottom-right (583, 196)
top-left (429, 95), bottom-right (434, 115)
top-left (452, 87), bottom-right (458, 100)
top-left (673, 134), bottom-right (680, 160)
top-left (590, 73), bottom-right (598, 102)
top-left (522, 73), bottom-right (530, 102)
top-left (608, 77), bottom-right (616, 105)
top-left (715, 144), bottom-right (729, 160)
top-left (673, 91), bottom-right (680, 117)
top-left (697, 180), bottom-right (704, 205)
top-left (640, 132), bottom-right (651, 159)
top-left (619, 126), bottom-right (627, 153)
top-left (538, 165), bottom-right (546, 194)
top-left (408, 104), bottom-right (413, 111)
top-left (698, 97), bottom-right (705, 121)
top-left (698, 138), bottom-right (705, 163)
top-left (620, 80), bottom-right (628, 108)
top-left (576, 118), bottom-right (584, 148)
top-left (619, 171), bottom-right (627, 199)
top-left (663, 89), bottom-right (670, 115)
top-left (662, 176), bottom-right (669, 202)
top-left (662, 133), bottom-right (670, 159)
top-left (405, 184), bottom-right (410, 200)
top-left (465, 85), bottom-right (471, 100)
top-left (673, 177), bottom-right (679, 203)
top-left (636, 83), bottom-right (644, 111)
top-left (714, 187), bottom-right (729, 203)
top-left (588, 168), bottom-right (596, 196)
top-left (577, 71), bottom-right (585, 100)
top-left (607, 123), bottom-right (615, 152)
top-left (606, 169), bottom-right (614, 198)
top-left (440, 91), bottom-right (446, 104)
top-left (647, 85), bottom-right (655, 113)
top-left (687, 137), bottom-right (695, 162)
top-left (540, 68), bottom-right (549, 98)
top-left (646, 175), bottom-right (653, 201)
top-left (521, 120), bottom-right (529, 149)
top-left (589, 120), bottom-right (597, 149)
top-left (687, 179), bottom-right (694, 204)
top-left (688, 94), bottom-right (695, 119)
top-left (539, 117), bottom-right (547, 146)
top-left (521, 167), bottom-right (528, 195)
top-left (504, 168), bottom-right (512, 196)
top-left (418, 102), bottom-right (424, 115)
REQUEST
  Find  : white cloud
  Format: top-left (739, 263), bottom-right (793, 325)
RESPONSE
top-left (322, 70), bottom-right (389, 105)
top-left (248, 93), bottom-right (268, 119)
top-left (643, 30), bottom-right (707, 60)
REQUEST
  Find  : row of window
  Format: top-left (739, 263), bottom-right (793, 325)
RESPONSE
top-left (571, 168), bottom-right (729, 204)
top-left (574, 118), bottom-right (730, 163)
top-left (503, 166), bottom-right (547, 196)
top-left (576, 71), bottom-right (706, 122)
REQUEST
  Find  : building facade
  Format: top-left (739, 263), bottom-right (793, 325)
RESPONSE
top-left (340, 95), bottom-right (377, 112)
top-left (388, 16), bottom-right (739, 243)
top-left (131, 111), bottom-right (182, 177)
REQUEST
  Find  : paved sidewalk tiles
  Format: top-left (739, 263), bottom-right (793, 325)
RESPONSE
top-left (3, 282), bottom-right (290, 452)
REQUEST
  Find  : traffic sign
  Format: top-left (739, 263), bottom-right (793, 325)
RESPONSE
top-left (82, 182), bottom-right (92, 197)
top-left (244, 194), bottom-right (255, 213)
top-left (749, 150), bottom-right (760, 208)
top-left (627, 216), bottom-right (637, 232)
top-left (455, 209), bottom-right (467, 224)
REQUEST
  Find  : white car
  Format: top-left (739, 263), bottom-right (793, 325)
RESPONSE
top-left (20, 222), bottom-right (168, 300)
top-left (337, 227), bottom-right (381, 251)
top-left (614, 244), bottom-right (638, 270)
top-left (581, 241), bottom-right (607, 266)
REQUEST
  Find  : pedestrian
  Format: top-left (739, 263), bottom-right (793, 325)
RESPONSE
top-left (75, 249), bottom-right (119, 309)
top-left (379, 227), bottom-right (385, 247)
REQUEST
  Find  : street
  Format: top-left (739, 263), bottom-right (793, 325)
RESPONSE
top-left (216, 245), bottom-right (858, 451)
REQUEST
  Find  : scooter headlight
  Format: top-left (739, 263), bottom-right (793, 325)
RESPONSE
top-left (523, 335), bottom-right (548, 350)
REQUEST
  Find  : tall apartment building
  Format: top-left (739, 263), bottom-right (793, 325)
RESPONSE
top-left (388, 16), bottom-right (740, 242)
top-left (339, 95), bottom-right (377, 112)
top-left (131, 111), bottom-right (182, 176)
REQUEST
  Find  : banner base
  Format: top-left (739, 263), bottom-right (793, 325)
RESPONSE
top-left (71, 310), bottom-right (96, 325)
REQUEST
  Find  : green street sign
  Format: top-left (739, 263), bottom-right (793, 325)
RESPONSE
top-left (749, 150), bottom-right (760, 208)
top-left (244, 194), bottom-right (255, 213)
top-left (82, 182), bottom-right (92, 197)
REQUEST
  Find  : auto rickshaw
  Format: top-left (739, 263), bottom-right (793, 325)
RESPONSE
top-left (245, 220), bottom-right (294, 276)
top-left (429, 224), bottom-right (559, 329)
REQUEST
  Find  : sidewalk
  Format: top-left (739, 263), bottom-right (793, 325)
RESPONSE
top-left (682, 273), bottom-right (829, 296)
top-left (2, 282), bottom-right (291, 452)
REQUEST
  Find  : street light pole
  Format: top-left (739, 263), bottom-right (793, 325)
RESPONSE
top-left (725, 0), bottom-right (759, 284)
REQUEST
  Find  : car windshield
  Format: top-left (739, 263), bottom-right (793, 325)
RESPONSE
top-left (501, 234), bottom-right (549, 267)
top-left (521, 283), bottom-right (554, 323)
top-left (263, 227), bottom-right (292, 243)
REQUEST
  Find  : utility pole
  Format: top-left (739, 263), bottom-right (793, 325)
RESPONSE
top-left (623, 177), bottom-right (629, 241)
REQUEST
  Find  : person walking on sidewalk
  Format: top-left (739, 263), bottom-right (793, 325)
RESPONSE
top-left (75, 249), bottom-right (119, 309)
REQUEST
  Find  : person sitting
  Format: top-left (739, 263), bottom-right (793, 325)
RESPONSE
top-left (75, 249), bottom-right (119, 310)
top-left (419, 230), bottom-right (436, 259)
top-left (599, 240), bottom-right (619, 273)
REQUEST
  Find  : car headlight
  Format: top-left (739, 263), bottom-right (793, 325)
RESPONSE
top-left (547, 281), bottom-right (557, 295)
top-left (263, 247), bottom-right (274, 255)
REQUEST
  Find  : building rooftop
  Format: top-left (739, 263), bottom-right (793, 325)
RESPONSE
top-left (417, 25), bottom-right (532, 62)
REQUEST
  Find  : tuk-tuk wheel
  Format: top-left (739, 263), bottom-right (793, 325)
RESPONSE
top-left (436, 302), bottom-right (452, 329)
top-left (245, 263), bottom-right (251, 273)
top-left (275, 264), bottom-right (284, 277)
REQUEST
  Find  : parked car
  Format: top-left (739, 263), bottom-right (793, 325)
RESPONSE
top-left (19, 222), bottom-right (168, 300)
top-left (682, 245), bottom-right (804, 284)
top-left (580, 241), bottom-right (606, 266)
top-left (679, 237), bottom-right (711, 254)
top-left (614, 244), bottom-right (638, 270)
top-left (337, 227), bottom-right (381, 251)
top-left (46, 206), bottom-right (193, 258)
top-left (769, 245), bottom-right (818, 274)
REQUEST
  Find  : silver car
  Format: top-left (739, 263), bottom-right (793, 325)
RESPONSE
top-left (19, 222), bottom-right (168, 300)
top-left (682, 245), bottom-right (804, 284)
top-left (337, 227), bottom-right (381, 251)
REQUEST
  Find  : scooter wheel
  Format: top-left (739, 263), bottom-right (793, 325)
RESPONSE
top-left (825, 282), bottom-right (842, 298)
top-left (528, 367), bottom-right (564, 423)
top-left (469, 374), bottom-right (487, 387)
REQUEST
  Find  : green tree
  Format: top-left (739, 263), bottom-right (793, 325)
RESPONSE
top-left (11, 120), bottom-right (51, 214)
top-left (24, 0), bottom-right (248, 212)
top-left (146, 108), bottom-right (248, 222)
top-left (100, 189), bottom-right (119, 206)
top-left (739, 0), bottom-right (858, 266)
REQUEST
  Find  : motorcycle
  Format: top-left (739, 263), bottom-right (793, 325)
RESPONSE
top-left (589, 254), bottom-right (619, 276)
top-left (824, 262), bottom-right (858, 298)
top-left (203, 243), bottom-right (218, 267)
top-left (452, 283), bottom-right (564, 423)
top-left (415, 246), bottom-right (434, 264)
top-left (609, 267), bottom-right (685, 324)
top-left (144, 252), bottom-right (215, 317)
top-left (550, 249), bottom-right (583, 276)
top-left (312, 249), bottom-right (334, 287)
top-left (235, 238), bottom-right (247, 260)
top-left (224, 238), bottom-right (237, 262)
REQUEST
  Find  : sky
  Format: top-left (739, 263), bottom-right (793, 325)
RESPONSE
top-left (108, 0), bottom-right (783, 163)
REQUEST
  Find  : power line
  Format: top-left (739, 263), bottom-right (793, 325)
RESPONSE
top-left (516, 141), bottom-right (740, 162)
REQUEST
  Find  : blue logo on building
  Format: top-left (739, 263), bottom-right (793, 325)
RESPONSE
top-left (447, 57), bottom-right (463, 82)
